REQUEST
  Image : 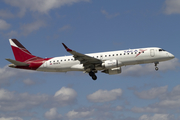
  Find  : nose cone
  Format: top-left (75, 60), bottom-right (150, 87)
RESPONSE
top-left (168, 53), bottom-right (175, 59)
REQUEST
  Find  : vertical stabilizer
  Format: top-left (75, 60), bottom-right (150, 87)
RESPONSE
top-left (9, 39), bottom-right (39, 62)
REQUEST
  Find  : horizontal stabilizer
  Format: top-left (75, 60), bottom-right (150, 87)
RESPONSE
top-left (6, 59), bottom-right (29, 66)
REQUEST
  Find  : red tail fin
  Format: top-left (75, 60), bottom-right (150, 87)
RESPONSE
top-left (9, 39), bottom-right (41, 62)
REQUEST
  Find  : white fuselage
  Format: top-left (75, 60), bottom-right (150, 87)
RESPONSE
top-left (37, 47), bottom-right (174, 73)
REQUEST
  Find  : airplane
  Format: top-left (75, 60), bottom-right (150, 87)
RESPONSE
top-left (6, 39), bottom-right (175, 80)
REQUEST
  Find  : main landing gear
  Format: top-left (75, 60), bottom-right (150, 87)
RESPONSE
top-left (154, 62), bottom-right (159, 71)
top-left (89, 70), bottom-right (97, 80)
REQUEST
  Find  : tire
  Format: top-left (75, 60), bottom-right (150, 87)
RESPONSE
top-left (89, 71), bottom-right (94, 76)
top-left (155, 67), bottom-right (159, 71)
top-left (92, 75), bottom-right (97, 80)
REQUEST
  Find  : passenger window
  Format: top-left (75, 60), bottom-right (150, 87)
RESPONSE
top-left (64, 59), bottom-right (66, 61)
top-left (124, 53), bottom-right (125, 55)
top-left (109, 55), bottom-right (111, 57)
top-left (116, 54), bottom-right (118, 56)
top-left (105, 55), bottom-right (107, 57)
top-left (113, 54), bottom-right (114, 56)
top-left (131, 52), bottom-right (133, 54)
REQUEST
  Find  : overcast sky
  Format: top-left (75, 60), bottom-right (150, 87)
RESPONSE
top-left (0, 0), bottom-right (180, 120)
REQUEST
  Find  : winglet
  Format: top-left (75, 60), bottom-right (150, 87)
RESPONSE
top-left (62, 43), bottom-right (72, 52)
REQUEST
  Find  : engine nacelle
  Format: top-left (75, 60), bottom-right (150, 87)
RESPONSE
top-left (102, 67), bottom-right (122, 75)
top-left (102, 59), bottom-right (122, 69)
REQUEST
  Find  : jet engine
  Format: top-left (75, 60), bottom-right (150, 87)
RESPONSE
top-left (102, 67), bottom-right (122, 75)
top-left (102, 59), bottom-right (123, 69)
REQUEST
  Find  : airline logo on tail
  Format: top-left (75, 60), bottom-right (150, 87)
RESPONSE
top-left (9, 39), bottom-right (40, 62)
top-left (7, 39), bottom-right (51, 70)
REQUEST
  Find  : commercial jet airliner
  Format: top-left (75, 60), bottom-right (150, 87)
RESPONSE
top-left (6, 39), bottom-right (175, 80)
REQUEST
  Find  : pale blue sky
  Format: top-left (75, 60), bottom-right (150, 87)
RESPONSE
top-left (0, 0), bottom-right (180, 120)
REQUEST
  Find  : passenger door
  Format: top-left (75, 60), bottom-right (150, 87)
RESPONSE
top-left (150, 49), bottom-right (155, 57)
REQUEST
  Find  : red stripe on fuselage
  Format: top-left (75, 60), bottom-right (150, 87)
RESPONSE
top-left (15, 58), bottom-right (52, 70)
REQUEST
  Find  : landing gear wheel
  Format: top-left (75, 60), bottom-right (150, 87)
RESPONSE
top-left (155, 67), bottom-right (159, 71)
top-left (89, 71), bottom-right (94, 76)
top-left (89, 71), bottom-right (97, 80)
top-left (154, 62), bottom-right (159, 71)
top-left (92, 75), bottom-right (97, 80)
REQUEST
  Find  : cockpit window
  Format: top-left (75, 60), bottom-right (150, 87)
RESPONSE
top-left (159, 49), bottom-right (166, 52)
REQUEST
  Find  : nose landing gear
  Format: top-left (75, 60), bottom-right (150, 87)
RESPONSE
top-left (154, 62), bottom-right (159, 71)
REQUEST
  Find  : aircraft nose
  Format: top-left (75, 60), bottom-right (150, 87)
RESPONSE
top-left (168, 53), bottom-right (175, 59)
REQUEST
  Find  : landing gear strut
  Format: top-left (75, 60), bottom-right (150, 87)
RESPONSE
top-left (89, 71), bottom-right (97, 80)
top-left (154, 62), bottom-right (159, 71)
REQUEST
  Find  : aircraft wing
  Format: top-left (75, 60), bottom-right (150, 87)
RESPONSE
top-left (62, 43), bottom-right (102, 70)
